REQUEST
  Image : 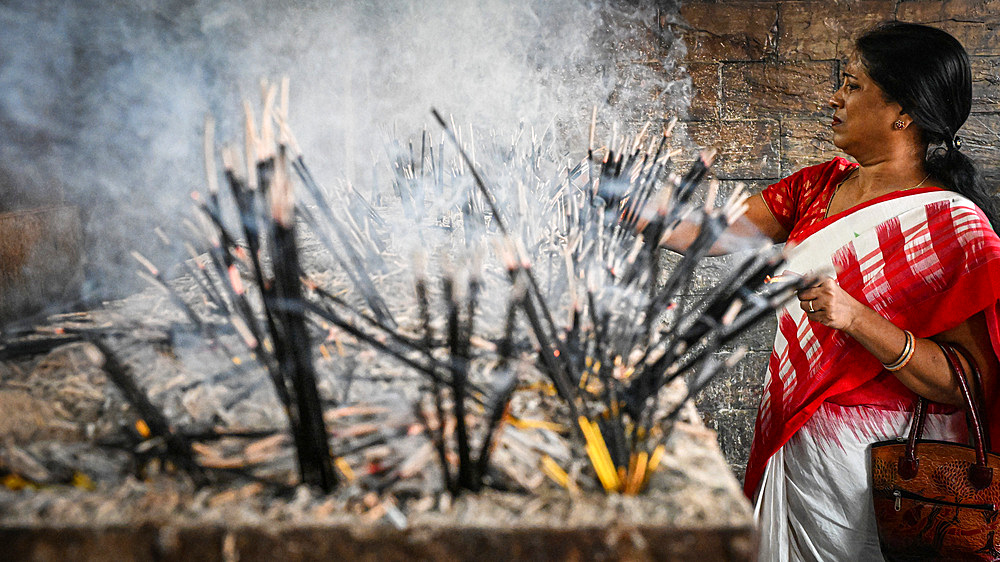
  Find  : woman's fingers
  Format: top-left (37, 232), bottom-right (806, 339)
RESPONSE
top-left (797, 277), bottom-right (845, 319)
top-left (794, 276), bottom-right (862, 330)
top-left (797, 277), bottom-right (833, 311)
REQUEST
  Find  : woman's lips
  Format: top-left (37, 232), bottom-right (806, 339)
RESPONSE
top-left (831, 116), bottom-right (843, 127)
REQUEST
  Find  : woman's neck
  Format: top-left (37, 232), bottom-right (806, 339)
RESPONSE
top-left (825, 149), bottom-right (932, 217)
top-left (852, 146), bottom-right (930, 196)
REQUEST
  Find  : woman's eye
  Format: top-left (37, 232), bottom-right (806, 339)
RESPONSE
top-left (846, 83), bottom-right (860, 91)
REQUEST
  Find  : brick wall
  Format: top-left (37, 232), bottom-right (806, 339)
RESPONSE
top-left (676, 0), bottom-right (1000, 483)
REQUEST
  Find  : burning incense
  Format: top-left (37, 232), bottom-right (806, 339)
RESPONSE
top-left (123, 78), bottom-right (800, 501)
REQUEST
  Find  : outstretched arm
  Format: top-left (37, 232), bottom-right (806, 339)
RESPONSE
top-left (656, 194), bottom-right (790, 255)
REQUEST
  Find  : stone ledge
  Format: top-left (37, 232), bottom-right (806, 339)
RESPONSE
top-left (1, 523), bottom-right (758, 562)
top-left (0, 420), bottom-right (755, 561)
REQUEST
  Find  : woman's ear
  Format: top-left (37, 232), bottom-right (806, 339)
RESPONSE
top-left (891, 110), bottom-right (914, 130)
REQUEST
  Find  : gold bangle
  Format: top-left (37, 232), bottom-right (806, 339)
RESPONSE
top-left (884, 330), bottom-right (915, 372)
top-left (885, 330), bottom-right (914, 371)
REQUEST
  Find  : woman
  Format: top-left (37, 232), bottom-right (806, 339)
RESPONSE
top-left (666, 22), bottom-right (1000, 560)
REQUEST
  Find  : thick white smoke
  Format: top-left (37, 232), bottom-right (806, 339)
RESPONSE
top-left (0, 0), bottom-right (688, 302)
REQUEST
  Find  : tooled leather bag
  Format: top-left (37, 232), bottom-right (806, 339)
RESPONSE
top-left (870, 342), bottom-right (1000, 561)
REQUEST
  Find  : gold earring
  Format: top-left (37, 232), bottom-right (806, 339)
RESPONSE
top-left (893, 120), bottom-right (905, 130)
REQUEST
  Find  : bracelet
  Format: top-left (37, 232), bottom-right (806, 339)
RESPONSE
top-left (883, 329), bottom-right (915, 371)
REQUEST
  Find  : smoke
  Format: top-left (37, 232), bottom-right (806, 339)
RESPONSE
top-left (0, 0), bottom-right (688, 303)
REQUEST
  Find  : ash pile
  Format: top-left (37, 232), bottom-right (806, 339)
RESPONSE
top-left (0, 85), bottom-right (803, 557)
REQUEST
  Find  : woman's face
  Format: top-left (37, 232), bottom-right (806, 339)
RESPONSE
top-left (828, 57), bottom-right (906, 159)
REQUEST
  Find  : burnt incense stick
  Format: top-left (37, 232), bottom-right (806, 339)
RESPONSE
top-left (131, 251), bottom-right (209, 334)
top-left (443, 274), bottom-right (474, 491)
top-left (193, 197), bottom-right (290, 410)
top-left (291, 158), bottom-right (395, 326)
top-left (183, 241), bottom-right (230, 311)
top-left (297, 298), bottom-right (488, 402)
top-left (474, 370), bottom-right (518, 485)
top-left (415, 268), bottom-right (453, 491)
top-left (89, 338), bottom-right (207, 485)
top-left (268, 148), bottom-right (337, 492)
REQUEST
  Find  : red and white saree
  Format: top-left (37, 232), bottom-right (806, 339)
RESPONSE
top-left (749, 159), bottom-right (1000, 561)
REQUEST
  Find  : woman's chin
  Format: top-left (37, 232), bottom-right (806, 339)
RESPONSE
top-left (830, 135), bottom-right (850, 153)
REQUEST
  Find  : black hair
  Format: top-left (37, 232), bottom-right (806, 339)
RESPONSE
top-left (856, 22), bottom-right (1000, 230)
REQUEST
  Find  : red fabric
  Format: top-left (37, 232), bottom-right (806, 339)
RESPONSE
top-left (760, 157), bottom-right (856, 241)
top-left (744, 161), bottom-right (1000, 498)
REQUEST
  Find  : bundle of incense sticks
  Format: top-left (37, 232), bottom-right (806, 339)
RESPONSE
top-left (138, 79), bottom-right (808, 497)
top-left (157, 80), bottom-right (339, 492)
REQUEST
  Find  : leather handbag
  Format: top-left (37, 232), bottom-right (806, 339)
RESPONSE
top-left (870, 342), bottom-right (1000, 561)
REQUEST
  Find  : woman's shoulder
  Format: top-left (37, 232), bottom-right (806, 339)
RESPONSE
top-left (788, 157), bottom-right (857, 184)
top-left (767, 157), bottom-right (855, 195)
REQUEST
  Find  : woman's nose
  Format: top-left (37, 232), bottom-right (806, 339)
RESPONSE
top-left (829, 88), bottom-right (843, 108)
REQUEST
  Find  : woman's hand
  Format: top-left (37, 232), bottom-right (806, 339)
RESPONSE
top-left (797, 279), bottom-right (999, 408)
top-left (797, 277), bottom-right (865, 331)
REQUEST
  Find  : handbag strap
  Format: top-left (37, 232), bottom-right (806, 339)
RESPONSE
top-left (899, 342), bottom-right (993, 489)
top-left (948, 343), bottom-right (992, 452)
top-left (899, 398), bottom-right (927, 479)
top-left (940, 343), bottom-right (993, 489)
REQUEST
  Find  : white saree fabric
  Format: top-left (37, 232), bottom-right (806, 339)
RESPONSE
top-left (755, 403), bottom-right (965, 561)
top-left (753, 191), bottom-right (969, 561)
